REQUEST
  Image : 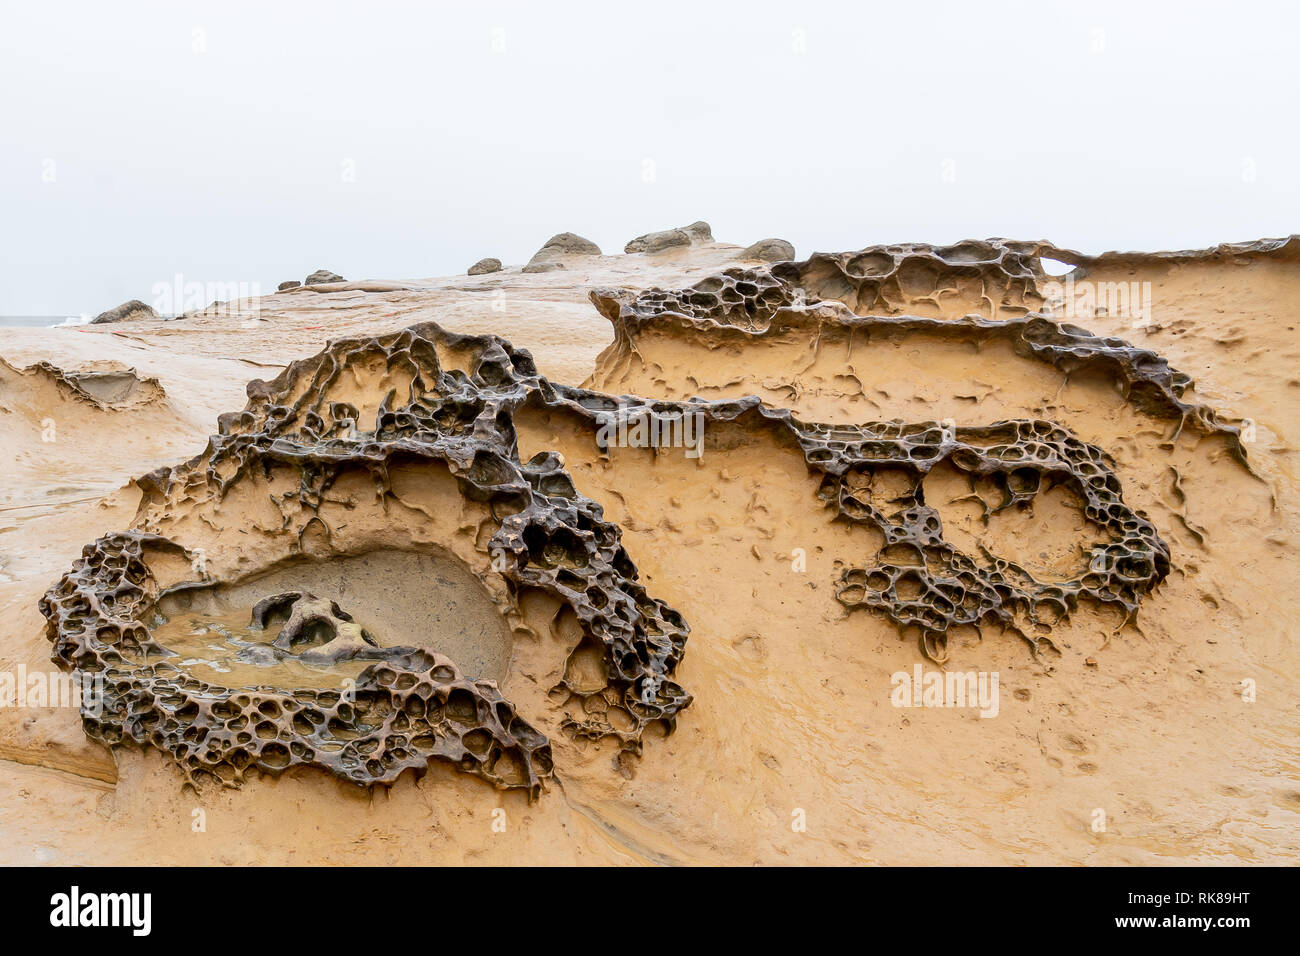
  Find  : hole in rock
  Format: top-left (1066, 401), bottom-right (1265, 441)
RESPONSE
top-left (149, 549), bottom-right (513, 688)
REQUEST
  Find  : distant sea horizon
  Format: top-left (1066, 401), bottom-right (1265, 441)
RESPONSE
top-left (0, 315), bottom-right (92, 328)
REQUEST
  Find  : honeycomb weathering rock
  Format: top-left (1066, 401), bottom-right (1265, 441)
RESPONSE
top-left (39, 532), bottom-right (551, 793)
top-left (596, 266), bottom-right (796, 330)
top-left (589, 251), bottom-right (1255, 464)
top-left (544, 388), bottom-right (1172, 661)
top-left (796, 417), bottom-right (1170, 662)
top-left (769, 239), bottom-right (1053, 319)
top-left (40, 323), bottom-right (694, 794)
top-left (771, 235), bottom-right (1300, 318)
top-left (40, 313), bottom-right (1178, 791)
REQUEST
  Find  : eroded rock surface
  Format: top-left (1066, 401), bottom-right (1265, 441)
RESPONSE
top-left (40, 532), bottom-right (552, 793)
top-left (590, 252), bottom-right (1255, 463)
top-left (769, 239), bottom-right (1052, 319)
top-left (0, 356), bottom-right (165, 409)
top-left (7, 228), bottom-right (1298, 867)
top-left (92, 300), bottom-right (159, 324)
top-left (41, 324), bottom-right (695, 794)
top-left (625, 220), bottom-right (713, 254)
top-left (739, 238), bottom-right (795, 262)
top-left (41, 311), bottom-right (1184, 790)
top-left (526, 232), bottom-right (600, 271)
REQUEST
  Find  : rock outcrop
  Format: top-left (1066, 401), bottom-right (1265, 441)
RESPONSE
top-left (42, 303), bottom-right (1191, 791)
top-left (590, 253), bottom-right (1255, 466)
top-left (525, 232), bottom-right (600, 270)
top-left (468, 257), bottom-right (503, 276)
top-left (91, 300), bottom-right (158, 324)
top-left (625, 220), bottom-right (714, 254)
top-left (304, 269), bottom-right (345, 285)
top-left (42, 323), bottom-right (696, 794)
top-left (739, 238), bottom-right (795, 262)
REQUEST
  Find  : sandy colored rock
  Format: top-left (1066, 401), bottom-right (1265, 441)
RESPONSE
top-left (681, 220), bottom-right (713, 243)
top-left (304, 269), bottom-right (345, 285)
top-left (527, 231), bottom-right (599, 263)
top-left (739, 238), bottom-right (795, 262)
top-left (2, 234), bottom-right (1297, 866)
top-left (625, 228), bottom-right (690, 254)
top-left (468, 257), bottom-right (502, 275)
top-left (625, 220), bottom-right (714, 254)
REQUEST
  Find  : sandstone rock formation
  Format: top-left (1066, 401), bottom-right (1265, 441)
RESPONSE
top-left (41, 295), bottom-right (1202, 790)
top-left (10, 231), bottom-right (1296, 867)
top-left (468, 257), bottom-right (503, 276)
top-left (625, 220), bottom-right (714, 254)
top-left (41, 324), bottom-right (698, 793)
top-left (525, 232), bottom-right (600, 271)
top-left (739, 238), bottom-right (795, 262)
top-left (92, 299), bottom-right (158, 324)
top-left (590, 252), bottom-right (1254, 464)
top-left (305, 269), bottom-right (345, 285)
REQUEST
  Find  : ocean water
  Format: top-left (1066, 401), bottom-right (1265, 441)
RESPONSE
top-left (0, 315), bottom-right (91, 328)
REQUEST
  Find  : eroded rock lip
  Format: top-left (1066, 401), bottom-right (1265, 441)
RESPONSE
top-left (771, 239), bottom-right (1053, 319)
top-left (589, 246), bottom-right (1256, 466)
top-left (0, 355), bottom-right (165, 409)
top-left (1066, 234), bottom-right (1300, 268)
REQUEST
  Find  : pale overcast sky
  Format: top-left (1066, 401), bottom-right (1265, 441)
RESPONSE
top-left (1, 0), bottom-right (1296, 314)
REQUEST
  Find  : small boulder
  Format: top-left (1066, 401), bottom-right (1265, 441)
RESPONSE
top-left (681, 220), bottom-right (714, 244)
top-left (625, 220), bottom-right (714, 254)
top-left (277, 280), bottom-right (302, 291)
top-left (535, 232), bottom-right (600, 257)
top-left (625, 228), bottom-right (690, 254)
top-left (526, 233), bottom-right (600, 270)
top-left (91, 299), bottom-right (158, 324)
top-left (526, 232), bottom-right (601, 271)
top-left (468, 257), bottom-right (503, 276)
top-left (522, 261), bottom-right (566, 274)
top-left (305, 269), bottom-right (345, 285)
top-left (739, 238), bottom-right (796, 262)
